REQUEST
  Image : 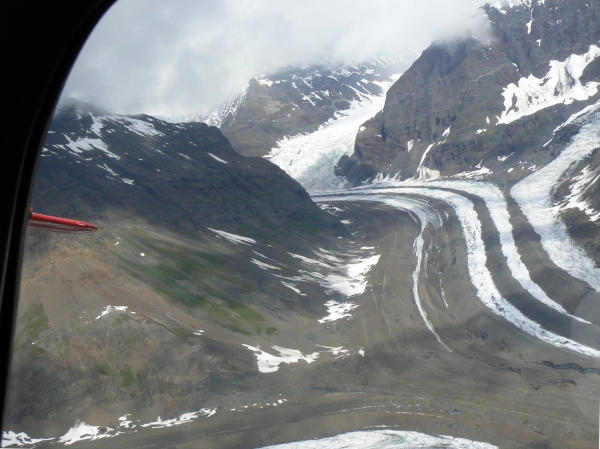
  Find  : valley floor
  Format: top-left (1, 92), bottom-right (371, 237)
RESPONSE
top-left (23, 197), bottom-right (598, 449)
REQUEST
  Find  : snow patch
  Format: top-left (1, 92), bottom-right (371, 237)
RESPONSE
top-left (318, 300), bottom-right (359, 323)
top-left (58, 422), bottom-right (118, 445)
top-left (95, 305), bottom-right (131, 320)
top-left (251, 258), bottom-right (281, 271)
top-left (281, 282), bottom-right (306, 296)
top-left (208, 228), bottom-right (256, 245)
top-left (140, 409), bottom-right (216, 429)
top-left (207, 152), bottom-right (227, 164)
top-left (1, 431), bottom-right (54, 447)
top-left (243, 345), bottom-right (320, 373)
top-left (63, 135), bottom-right (120, 159)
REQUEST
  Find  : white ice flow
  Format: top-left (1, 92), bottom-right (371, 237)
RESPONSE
top-left (207, 228), bottom-right (256, 245)
top-left (266, 75), bottom-right (400, 193)
top-left (388, 179), bottom-right (590, 323)
top-left (376, 187), bottom-right (600, 358)
top-left (261, 429), bottom-right (497, 449)
top-left (498, 45), bottom-right (600, 124)
top-left (512, 108), bottom-right (600, 292)
top-left (243, 345), bottom-right (320, 373)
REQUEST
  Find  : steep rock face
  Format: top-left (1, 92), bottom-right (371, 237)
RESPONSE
top-left (213, 58), bottom-right (409, 157)
top-left (338, 0), bottom-right (600, 183)
top-left (37, 100), bottom-right (340, 240)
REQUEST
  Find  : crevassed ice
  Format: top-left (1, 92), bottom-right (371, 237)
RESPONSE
top-left (498, 45), bottom-right (600, 124)
top-left (266, 75), bottom-right (400, 193)
top-left (560, 164), bottom-right (600, 222)
top-left (512, 111), bottom-right (600, 291)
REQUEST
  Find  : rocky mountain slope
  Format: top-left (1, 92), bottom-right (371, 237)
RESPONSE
top-left (36, 100), bottom-right (340, 240)
top-left (5, 101), bottom-right (359, 434)
top-left (338, 0), bottom-right (600, 183)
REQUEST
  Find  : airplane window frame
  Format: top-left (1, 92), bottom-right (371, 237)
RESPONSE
top-left (0, 0), bottom-right (117, 433)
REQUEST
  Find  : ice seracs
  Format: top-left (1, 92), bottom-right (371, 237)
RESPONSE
top-left (498, 45), bottom-right (600, 124)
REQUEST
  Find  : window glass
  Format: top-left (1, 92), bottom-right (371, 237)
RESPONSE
top-left (3, 1), bottom-right (600, 448)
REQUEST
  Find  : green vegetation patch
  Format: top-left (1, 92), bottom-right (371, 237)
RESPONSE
top-left (95, 363), bottom-right (113, 376)
top-left (112, 233), bottom-right (265, 330)
top-left (30, 345), bottom-right (46, 357)
top-left (120, 364), bottom-right (140, 386)
top-left (221, 324), bottom-right (253, 335)
top-left (15, 303), bottom-right (49, 347)
top-left (257, 325), bottom-right (279, 335)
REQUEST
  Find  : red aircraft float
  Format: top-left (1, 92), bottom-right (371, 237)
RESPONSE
top-left (27, 210), bottom-right (97, 233)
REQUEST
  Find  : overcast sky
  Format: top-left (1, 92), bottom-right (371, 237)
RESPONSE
top-left (62, 0), bottom-right (489, 117)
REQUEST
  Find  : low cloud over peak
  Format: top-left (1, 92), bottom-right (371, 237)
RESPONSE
top-left (63, 0), bottom-right (489, 117)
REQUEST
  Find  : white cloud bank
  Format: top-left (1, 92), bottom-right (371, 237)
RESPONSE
top-left (62, 0), bottom-right (489, 116)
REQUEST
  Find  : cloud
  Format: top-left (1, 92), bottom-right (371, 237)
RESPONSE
top-left (62, 0), bottom-right (489, 116)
